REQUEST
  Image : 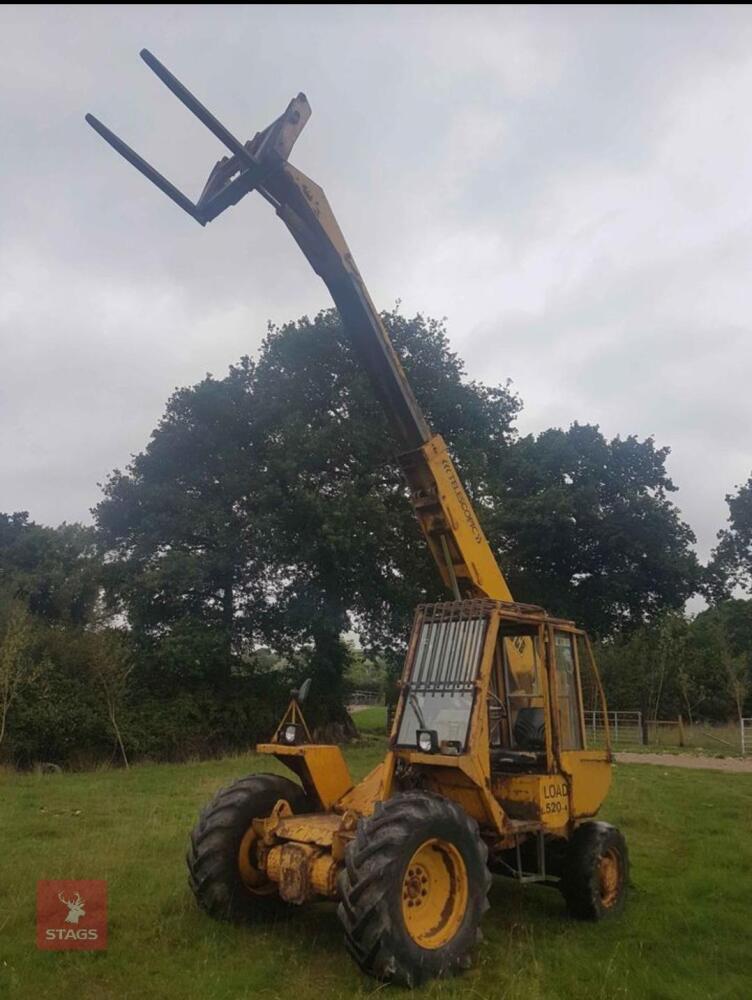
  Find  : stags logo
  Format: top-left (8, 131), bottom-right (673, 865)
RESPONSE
top-left (60, 890), bottom-right (86, 924)
top-left (37, 880), bottom-right (107, 951)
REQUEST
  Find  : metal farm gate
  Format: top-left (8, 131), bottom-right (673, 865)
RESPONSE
top-left (586, 711), bottom-right (644, 748)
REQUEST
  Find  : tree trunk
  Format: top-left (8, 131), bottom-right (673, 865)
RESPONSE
top-left (222, 576), bottom-right (234, 658)
top-left (109, 705), bottom-right (130, 769)
top-left (309, 626), bottom-right (358, 741)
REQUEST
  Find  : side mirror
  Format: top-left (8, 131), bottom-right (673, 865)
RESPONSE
top-left (292, 677), bottom-right (312, 704)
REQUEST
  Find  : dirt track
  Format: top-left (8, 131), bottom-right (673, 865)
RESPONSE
top-left (616, 752), bottom-right (752, 773)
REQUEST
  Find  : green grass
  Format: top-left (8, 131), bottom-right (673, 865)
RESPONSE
top-left (2, 742), bottom-right (751, 1000)
top-left (352, 704), bottom-right (387, 733)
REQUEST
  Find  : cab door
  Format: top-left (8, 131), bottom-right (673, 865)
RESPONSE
top-left (488, 626), bottom-right (551, 769)
top-left (551, 630), bottom-right (584, 751)
top-left (552, 628), bottom-right (612, 819)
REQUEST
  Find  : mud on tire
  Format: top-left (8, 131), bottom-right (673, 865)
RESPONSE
top-left (337, 791), bottom-right (491, 987)
top-left (187, 773), bottom-right (309, 922)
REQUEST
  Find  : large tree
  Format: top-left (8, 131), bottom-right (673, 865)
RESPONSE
top-left (95, 308), bottom-right (700, 714)
top-left (707, 475), bottom-right (752, 600)
top-left (94, 310), bottom-right (521, 706)
top-left (489, 423), bottom-right (700, 636)
top-left (249, 309), bottom-right (520, 666)
top-left (597, 601), bottom-right (752, 722)
top-left (0, 513), bottom-right (113, 761)
top-left (95, 360), bottom-right (268, 684)
top-left (0, 512), bottom-right (100, 626)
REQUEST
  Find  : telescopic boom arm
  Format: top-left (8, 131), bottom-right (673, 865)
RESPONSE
top-left (86, 50), bottom-right (513, 602)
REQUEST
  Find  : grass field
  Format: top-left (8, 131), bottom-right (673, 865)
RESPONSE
top-left (2, 735), bottom-right (751, 1000)
top-left (349, 704), bottom-right (388, 732)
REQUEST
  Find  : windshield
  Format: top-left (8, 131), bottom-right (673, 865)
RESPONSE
top-left (397, 610), bottom-right (488, 750)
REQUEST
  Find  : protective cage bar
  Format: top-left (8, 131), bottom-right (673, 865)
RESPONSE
top-left (407, 601), bottom-right (490, 696)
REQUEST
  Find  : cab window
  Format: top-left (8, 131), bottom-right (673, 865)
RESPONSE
top-left (554, 632), bottom-right (584, 750)
top-left (489, 632), bottom-right (545, 753)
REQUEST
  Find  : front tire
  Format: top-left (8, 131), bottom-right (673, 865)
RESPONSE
top-left (187, 773), bottom-right (309, 922)
top-left (560, 821), bottom-right (629, 920)
top-left (337, 791), bottom-right (491, 987)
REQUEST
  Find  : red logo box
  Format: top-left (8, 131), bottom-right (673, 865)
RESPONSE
top-left (37, 880), bottom-right (107, 951)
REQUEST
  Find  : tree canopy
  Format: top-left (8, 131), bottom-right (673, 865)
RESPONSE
top-left (491, 423), bottom-right (701, 636)
top-left (94, 310), bottom-right (522, 706)
top-left (248, 310), bottom-right (521, 658)
top-left (597, 600), bottom-right (752, 724)
top-left (0, 512), bottom-right (99, 626)
top-left (0, 308), bottom-right (740, 762)
top-left (95, 360), bottom-right (266, 685)
top-left (707, 475), bottom-right (752, 600)
top-left (95, 308), bottom-right (700, 685)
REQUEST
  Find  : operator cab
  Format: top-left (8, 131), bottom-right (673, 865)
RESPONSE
top-left (394, 599), bottom-right (593, 775)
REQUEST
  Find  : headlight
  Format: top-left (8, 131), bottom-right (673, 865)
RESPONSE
top-left (282, 724), bottom-right (300, 745)
top-left (417, 729), bottom-right (438, 753)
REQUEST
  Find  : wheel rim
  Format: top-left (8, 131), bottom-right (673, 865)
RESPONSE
top-left (597, 847), bottom-right (621, 908)
top-left (237, 824), bottom-right (276, 895)
top-left (401, 838), bottom-right (468, 949)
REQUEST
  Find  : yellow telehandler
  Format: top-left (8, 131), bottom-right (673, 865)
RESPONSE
top-left (87, 52), bottom-right (628, 987)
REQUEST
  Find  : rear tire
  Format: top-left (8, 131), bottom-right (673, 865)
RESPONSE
top-left (187, 773), bottom-right (309, 922)
top-left (337, 791), bottom-right (491, 987)
top-left (560, 821), bottom-right (629, 920)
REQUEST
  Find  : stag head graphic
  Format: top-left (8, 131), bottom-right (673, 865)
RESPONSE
top-left (58, 891), bottom-right (86, 924)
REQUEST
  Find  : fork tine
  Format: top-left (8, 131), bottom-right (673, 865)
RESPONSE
top-left (85, 113), bottom-right (205, 225)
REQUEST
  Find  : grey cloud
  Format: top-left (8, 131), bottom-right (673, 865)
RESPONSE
top-left (1, 5), bottom-right (751, 573)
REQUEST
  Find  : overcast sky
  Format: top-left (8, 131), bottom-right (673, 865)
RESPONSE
top-left (2, 5), bottom-right (751, 566)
